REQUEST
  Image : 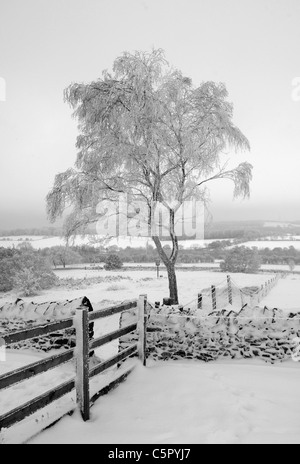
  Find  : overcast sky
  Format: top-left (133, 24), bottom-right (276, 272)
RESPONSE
top-left (0, 0), bottom-right (299, 229)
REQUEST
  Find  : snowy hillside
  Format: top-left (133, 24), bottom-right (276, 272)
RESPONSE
top-left (29, 360), bottom-right (300, 445)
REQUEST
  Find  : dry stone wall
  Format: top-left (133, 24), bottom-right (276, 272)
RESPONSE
top-left (0, 297), bottom-right (94, 352)
top-left (120, 304), bottom-right (300, 364)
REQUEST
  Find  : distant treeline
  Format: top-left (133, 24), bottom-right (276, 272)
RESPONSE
top-left (205, 222), bottom-right (300, 240)
top-left (0, 227), bottom-right (63, 237)
top-left (37, 242), bottom-right (300, 266)
top-left (1, 243), bottom-right (300, 296)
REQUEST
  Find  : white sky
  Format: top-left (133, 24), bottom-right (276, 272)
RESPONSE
top-left (0, 0), bottom-right (299, 229)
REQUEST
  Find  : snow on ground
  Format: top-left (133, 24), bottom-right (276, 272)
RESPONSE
top-left (0, 350), bottom-right (74, 416)
top-left (0, 235), bottom-right (219, 250)
top-left (0, 269), bottom-right (275, 309)
top-left (1, 269), bottom-right (300, 444)
top-left (28, 359), bottom-right (300, 445)
top-left (261, 274), bottom-right (300, 311)
top-left (123, 262), bottom-right (300, 272)
top-left (0, 268), bottom-right (283, 356)
top-left (2, 234), bottom-right (300, 252)
top-left (261, 264), bottom-right (300, 272)
top-left (242, 240), bottom-right (300, 250)
top-left (0, 348), bottom-right (137, 444)
top-left (263, 221), bottom-right (300, 229)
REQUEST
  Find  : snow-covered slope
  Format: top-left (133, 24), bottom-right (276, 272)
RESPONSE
top-left (28, 359), bottom-right (300, 444)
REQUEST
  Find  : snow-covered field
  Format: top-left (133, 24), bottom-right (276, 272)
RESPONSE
top-left (242, 240), bottom-right (300, 250)
top-left (261, 275), bottom-right (300, 311)
top-left (0, 350), bottom-right (74, 417)
top-left (261, 264), bottom-right (300, 272)
top-left (0, 235), bottom-right (218, 250)
top-left (2, 234), bottom-right (300, 251)
top-left (80, 261), bottom-right (300, 272)
top-left (2, 234), bottom-right (300, 256)
top-left (0, 269), bottom-right (275, 309)
top-left (28, 359), bottom-right (300, 445)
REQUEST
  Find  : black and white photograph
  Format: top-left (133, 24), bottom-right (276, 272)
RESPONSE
top-left (0, 0), bottom-right (300, 446)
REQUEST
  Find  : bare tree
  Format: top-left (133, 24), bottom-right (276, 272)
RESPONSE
top-left (47, 49), bottom-right (252, 304)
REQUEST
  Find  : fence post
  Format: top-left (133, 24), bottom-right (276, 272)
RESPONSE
top-left (138, 294), bottom-right (147, 367)
top-left (197, 293), bottom-right (203, 310)
top-left (240, 290), bottom-right (245, 307)
top-left (227, 275), bottom-right (233, 305)
top-left (211, 285), bottom-right (217, 311)
top-left (75, 306), bottom-right (90, 422)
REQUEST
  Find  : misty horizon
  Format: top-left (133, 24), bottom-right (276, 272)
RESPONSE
top-left (1, 203), bottom-right (300, 232)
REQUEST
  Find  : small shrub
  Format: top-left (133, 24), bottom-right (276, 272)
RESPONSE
top-left (0, 258), bottom-right (16, 292)
top-left (104, 254), bottom-right (123, 270)
top-left (47, 246), bottom-right (83, 269)
top-left (0, 247), bottom-right (57, 295)
top-left (14, 265), bottom-right (57, 296)
top-left (14, 268), bottom-right (42, 296)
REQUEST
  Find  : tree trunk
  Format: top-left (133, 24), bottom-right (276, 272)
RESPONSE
top-left (151, 207), bottom-right (180, 304)
top-left (166, 261), bottom-right (179, 305)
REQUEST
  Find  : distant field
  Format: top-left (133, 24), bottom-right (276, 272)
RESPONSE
top-left (0, 268), bottom-right (274, 310)
top-left (1, 266), bottom-right (299, 310)
top-left (0, 235), bottom-right (222, 250)
top-left (2, 234), bottom-right (300, 251)
top-left (81, 262), bottom-right (300, 272)
top-left (242, 240), bottom-right (300, 250)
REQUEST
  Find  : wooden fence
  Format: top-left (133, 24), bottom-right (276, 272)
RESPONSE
top-left (0, 294), bottom-right (148, 443)
top-left (194, 274), bottom-right (280, 312)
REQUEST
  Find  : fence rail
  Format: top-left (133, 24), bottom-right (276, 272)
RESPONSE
top-left (0, 295), bottom-right (147, 443)
top-left (0, 348), bottom-right (74, 390)
top-left (0, 379), bottom-right (76, 431)
top-left (90, 323), bottom-right (137, 351)
top-left (89, 345), bottom-right (138, 379)
top-left (90, 367), bottom-right (135, 406)
top-left (1, 318), bottom-right (74, 345)
top-left (89, 300), bottom-right (138, 321)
